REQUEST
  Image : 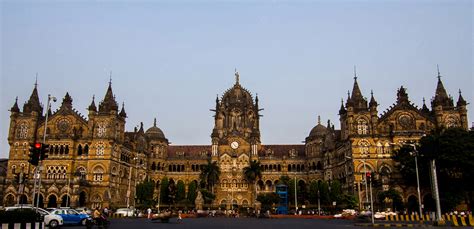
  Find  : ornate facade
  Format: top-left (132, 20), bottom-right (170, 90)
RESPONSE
top-left (3, 70), bottom-right (469, 210)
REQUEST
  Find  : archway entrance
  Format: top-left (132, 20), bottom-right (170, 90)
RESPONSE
top-left (407, 195), bottom-right (419, 214)
top-left (61, 195), bottom-right (71, 207)
top-left (19, 194), bottom-right (28, 204)
top-left (423, 194), bottom-right (435, 213)
top-left (79, 191), bottom-right (87, 207)
top-left (34, 194), bottom-right (44, 208)
top-left (5, 194), bottom-right (15, 206)
top-left (47, 195), bottom-right (58, 208)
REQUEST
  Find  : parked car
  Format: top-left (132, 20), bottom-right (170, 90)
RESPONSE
top-left (50, 208), bottom-right (91, 225)
top-left (5, 206), bottom-right (63, 228)
top-left (115, 208), bottom-right (135, 217)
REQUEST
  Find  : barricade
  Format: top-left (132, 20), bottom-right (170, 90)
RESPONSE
top-left (1, 222), bottom-right (44, 229)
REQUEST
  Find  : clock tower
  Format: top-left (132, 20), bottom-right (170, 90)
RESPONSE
top-left (210, 71), bottom-right (262, 208)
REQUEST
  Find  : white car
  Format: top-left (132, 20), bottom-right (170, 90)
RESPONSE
top-left (5, 206), bottom-right (64, 228)
top-left (115, 208), bottom-right (135, 217)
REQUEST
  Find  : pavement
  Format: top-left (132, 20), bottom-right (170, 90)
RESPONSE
top-left (60, 217), bottom-right (452, 229)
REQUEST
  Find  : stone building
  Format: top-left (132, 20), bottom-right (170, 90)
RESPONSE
top-left (3, 70), bottom-right (468, 210)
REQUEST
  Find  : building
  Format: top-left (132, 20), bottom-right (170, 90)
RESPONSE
top-left (3, 70), bottom-right (468, 210)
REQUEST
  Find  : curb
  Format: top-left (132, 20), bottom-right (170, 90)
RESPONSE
top-left (355, 223), bottom-right (429, 227)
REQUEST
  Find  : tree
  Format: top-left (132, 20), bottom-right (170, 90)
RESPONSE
top-left (160, 177), bottom-right (170, 204)
top-left (393, 127), bottom-right (474, 211)
top-left (243, 160), bottom-right (263, 206)
top-left (329, 180), bottom-right (343, 203)
top-left (176, 180), bottom-right (186, 202)
top-left (257, 193), bottom-right (280, 212)
top-left (308, 180), bottom-right (319, 204)
top-left (199, 159), bottom-right (221, 193)
top-left (136, 178), bottom-right (155, 208)
top-left (378, 188), bottom-right (404, 211)
top-left (187, 181), bottom-right (198, 204)
top-left (319, 181), bottom-right (330, 205)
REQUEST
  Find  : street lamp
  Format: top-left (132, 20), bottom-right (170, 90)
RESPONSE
top-left (126, 156), bottom-right (138, 208)
top-left (391, 142), bottom-right (423, 218)
top-left (33, 94), bottom-right (56, 210)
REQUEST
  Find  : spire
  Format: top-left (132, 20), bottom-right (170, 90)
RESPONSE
top-left (23, 78), bottom-right (43, 114)
top-left (234, 68), bottom-right (240, 85)
top-left (339, 98), bottom-right (346, 115)
top-left (153, 118), bottom-right (157, 127)
top-left (119, 102), bottom-right (127, 118)
top-left (369, 90), bottom-right (378, 108)
top-left (421, 97), bottom-right (430, 113)
top-left (432, 66), bottom-right (452, 108)
top-left (138, 122), bottom-right (144, 133)
top-left (327, 119), bottom-right (331, 128)
top-left (10, 97), bottom-right (20, 113)
top-left (99, 80), bottom-right (119, 113)
top-left (255, 93), bottom-right (259, 106)
top-left (457, 89), bottom-right (467, 107)
top-left (349, 71), bottom-right (367, 110)
top-left (317, 115), bottom-right (321, 125)
top-left (88, 95), bottom-right (97, 112)
top-left (60, 92), bottom-right (73, 109)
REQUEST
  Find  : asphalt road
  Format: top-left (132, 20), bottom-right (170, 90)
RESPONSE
top-left (61, 217), bottom-right (440, 229)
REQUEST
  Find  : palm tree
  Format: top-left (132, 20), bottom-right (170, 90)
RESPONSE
top-left (243, 160), bottom-right (262, 207)
top-left (199, 159), bottom-right (221, 193)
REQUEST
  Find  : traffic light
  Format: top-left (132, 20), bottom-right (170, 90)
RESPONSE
top-left (28, 142), bottom-right (41, 166)
top-left (366, 172), bottom-right (371, 178)
top-left (40, 143), bottom-right (50, 160)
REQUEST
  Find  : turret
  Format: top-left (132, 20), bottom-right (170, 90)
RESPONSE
top-left (10, 97), bottom-right (20, 114)
top-left (98, 81), bottom-right (119, 114)
top-left (23, 82), bottom-right (43, 115)
top-left (119, 102), bottom-right (127, 118)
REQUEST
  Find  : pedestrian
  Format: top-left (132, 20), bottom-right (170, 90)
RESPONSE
top-left (147, 207), bottom-right (152, 219)
top-left (177, 210), bottom-right (182, 223)
top-left (93, 207), bottom-right (102, 226)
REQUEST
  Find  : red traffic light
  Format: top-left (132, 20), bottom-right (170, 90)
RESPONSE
top-left (366, 172), bottom-right (371, 178)
top-left (34, 142), bottom-right (42, 149)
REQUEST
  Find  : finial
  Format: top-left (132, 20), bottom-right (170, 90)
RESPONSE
top-left (371, 90), bottom-right (374, 97)
top-left (317, 115), bottom-right (321, 125)
top-left (92, 94), bottom-right (95, 101)
top-left (109, 71), bottom-right (113, 86)
top-left (15, 96), bottom-right (18, 103)
top-left (353, 65), bottom-right (357, 80)
top-left (459, 89), bottom-right (462, 95)
top-left (122, 101), bottom-right (125, 108)
top-left (235, 68), bottom-right (240, 84)
top-left (154, 118), bottom-right (157, 127)
top-left (437, 64), bottom-right (441, 80)
top-left (34, 73), bottom-right (38, 87)
top-left (341, 98), bottom-right (344, 104)
top-left (347, 90), bottom-right (350, 98)
top-left (423, 97), bottom-right (426, 104)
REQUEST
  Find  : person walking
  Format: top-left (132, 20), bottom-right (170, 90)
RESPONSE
top-left (147, 208), bottom-right (152, 219)
top-left (177, 210), bottom-right (182, 223)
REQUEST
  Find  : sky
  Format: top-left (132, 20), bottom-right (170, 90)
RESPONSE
top-left (0, 0), bottom-right (472, 158)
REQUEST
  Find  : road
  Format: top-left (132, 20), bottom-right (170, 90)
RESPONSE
top-left (61, 217), bottom-right (431, 229)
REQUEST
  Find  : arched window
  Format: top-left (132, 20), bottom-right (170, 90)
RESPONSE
top-left (358, 139), bottom-right (370, 156)
top-left (96, 142), bottom-right (105, 155)
top-left (84, 145), bottom-right (89, 154)
top-left (357, 118), bottom-right (369, 135)
top-left (77, 145), bottom-right (83, 156)
top-left (77, 167), bottom-right (86, 180)
top-left (93, 166), bottom-right (104, 181)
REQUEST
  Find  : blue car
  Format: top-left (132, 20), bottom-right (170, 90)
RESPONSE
top-left (50, 208), bottom-right (91, 225)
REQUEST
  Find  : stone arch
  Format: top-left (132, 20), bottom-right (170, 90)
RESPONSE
top-left (91, 194), bottom-right (102, 209)
top-left (33, 193), bottom-right (45, 208)
top-left (47, 194), bottom-right (58, 208)
top-left (18, 194), bottom-right (28, 205)
top-left (407, 195), bottom-right (419, 214)
top-left (265, 180), bottom-right (272, 191)
top-left (60, 194), bottom-right (72, 207)
top-left (4, 193), bottom-right (15, 207)
top-left (242, 199), bottom-right (249, 207)
top-left (78, 191), bottom-right (87, 207)
top-left (356, 162), bottom-right (374, 173)
top-left (257, 180), bottom-right (264, 191)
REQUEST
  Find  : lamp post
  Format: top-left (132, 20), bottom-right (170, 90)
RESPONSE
top-left (368, 172), bottom-right (374, 224)
top-left (391, 142), bottom-right (423, 218)
top-left (430, 159), bottom-right (443, 224)
top-left (34, 94), bottom-right (56, 210)
top-left (317, 189), bottom-right (321, 215)
top-left (294, 174), bottom-right (298, 214)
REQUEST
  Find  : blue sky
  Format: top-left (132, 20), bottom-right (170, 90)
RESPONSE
top-left (1, 0), bottom-right (472, 158)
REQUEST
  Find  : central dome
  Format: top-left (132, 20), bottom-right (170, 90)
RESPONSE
top-left (221, 71), bottom-right (254, 108)
top-left (145, 118), bottom-right (166, 140)
top-left (308, 116), bottom-right (327, 137)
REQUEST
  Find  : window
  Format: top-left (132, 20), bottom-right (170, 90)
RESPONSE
top-left (96, 142), bottom-right (105, 155)
top-left (77, 167), bottom-right (86, 180)
top-left (93, 167), bottom-right (104, 181)
top-left (47, 166), bottom-right (67, 179)
top-left (358, 139), bottom-right (370, 156)
top-left (357, 119), bottom-right (368, 135)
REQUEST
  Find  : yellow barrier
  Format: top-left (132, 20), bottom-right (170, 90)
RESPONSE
top-left (460, 217), bottom-right (467, 227)
top-left (452, 216), bottom-right (459, 227)
top-left (390, 215), bottom-right (394, 221)
top-left (395, 215), bottom-right (399, 221)
top-left (385, 215), bottom-right (389, 221)
top-left (410, 214), bottom-right (414, 221)
top-left (425, 214), bottom-right (430, 221)
top-left (415, 214), bottom-right (420, 221)
top-left (400, 215), bottom-right (405, 221)
top-left (469, 214), bottom-right (474, 226)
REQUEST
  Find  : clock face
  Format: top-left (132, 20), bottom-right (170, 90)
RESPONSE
top-left (230, 141), bottom-right (239, 149)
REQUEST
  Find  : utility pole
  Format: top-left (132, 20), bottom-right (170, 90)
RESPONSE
top-left (430, 159), bottom-right (443, 224)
